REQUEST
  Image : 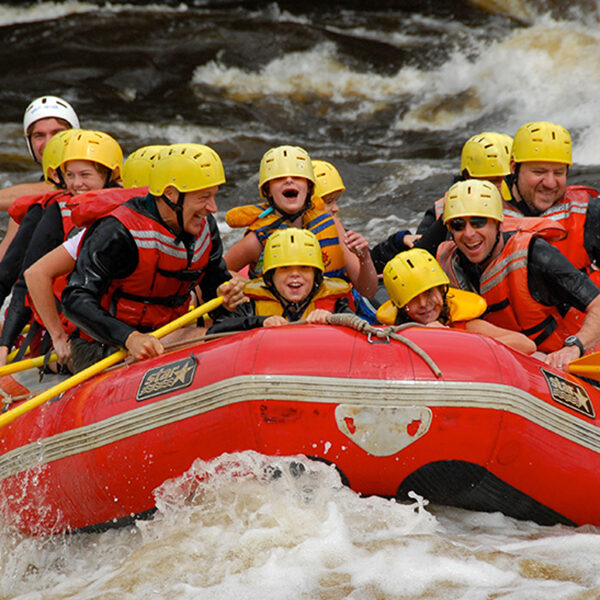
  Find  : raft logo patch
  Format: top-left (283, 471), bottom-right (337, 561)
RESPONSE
top-left (542, 369), bottom-right (595, 418)
top-left (137, 356), bottom-right (197, 402)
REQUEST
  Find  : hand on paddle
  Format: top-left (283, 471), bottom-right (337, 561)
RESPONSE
top-left (218, 275), bottom-right (247, 311)
top-left (544, 344), bottom-right (582, 372)
top-left (125, 330), bottom-right (165, 361)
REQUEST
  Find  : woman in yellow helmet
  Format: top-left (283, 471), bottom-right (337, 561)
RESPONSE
top-left (0, 130), bottom-right (124, 366)
top-left (21, 144), bottom-right (169, 371)
top-left (210, 228), bottom-right (354, 333)
top-left (378, 248), bottom-right (536, 355)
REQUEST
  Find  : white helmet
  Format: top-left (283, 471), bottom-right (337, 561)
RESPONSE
top-left (23, 95), bottom-right (80, 159)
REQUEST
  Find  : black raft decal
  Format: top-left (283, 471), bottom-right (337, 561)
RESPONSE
top-left (541, 368), bottom-right (596, 419)
top-left (137, 356), bottom-right (198, 402)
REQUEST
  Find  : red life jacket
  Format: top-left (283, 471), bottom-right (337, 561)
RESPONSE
top-left (505, 185), bottom-right (600, 284)
top-left (70, 187), bottom-right (148, 228)
top-left (437, 218), bottom-right (573, 352)
top-left (244, 277), bottom-right (353, 319)
top-left (503, 187), bottom-right (600, 330)
top-left (99, 203), bottom-right (213, 331)
top-left (9, 190), bottom-right (68, 224)
top-left (26, 193), bottom-right (81, 333)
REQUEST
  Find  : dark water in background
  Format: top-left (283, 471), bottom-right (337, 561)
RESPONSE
top-left (2, 0), bottom-right (600, 247)
top-left (3, 3), bottom-right (600, 598)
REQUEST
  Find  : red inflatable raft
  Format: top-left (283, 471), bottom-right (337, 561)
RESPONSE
top-left (1, 323), bottom-right (599, 535)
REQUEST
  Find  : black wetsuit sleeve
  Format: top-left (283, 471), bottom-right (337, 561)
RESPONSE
top-left (416, 204), bottom-right (437, 235)
top-left (527, 237), bottom-right (600, 312)
top-left (335, 296), bottom-right (354, 314)
top-left (0, 203), bottom-right (65, 349)
top-left (413, 217), bottom-right (447, 256)
top-left (207, 300), bottom-right (266, 334)
top-left (584, 196), bottom-right (600, 267)
top-left (0, 204), bottom-right (43, 306)
top-left (62, 217), bottom-right (139, 347)
top-left (370, 229), bottom-right (411, 274)
top-left (197, 215), bottom-right (234, 319)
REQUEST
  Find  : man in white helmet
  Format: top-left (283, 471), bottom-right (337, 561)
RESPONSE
top-left (0, 95), bottom-right (80, 257)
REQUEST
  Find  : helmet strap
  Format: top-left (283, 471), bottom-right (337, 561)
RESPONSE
top-left (160, 191), bottom-right (186, 240)
top-left (264, 268), bottom-right (322, 321)
top-left (266, 188), bottom-right (313, 224)
top-left (511, 163), bottom-right (538, 217)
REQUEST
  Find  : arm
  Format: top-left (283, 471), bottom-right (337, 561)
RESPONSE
top-left (464, 319), bottom-right (537, 355)
top-left (0, 205), bottom-right (44, 305)
top-left (416, 203), bottom-right (437, 235)
top-left (199, 215), bottom-right (246, 312)
top-left (0, 203), bottom-right (65, 357)
top-left (527, 238), bottom-right (600, 369)
top-left (340, 226), bottom-right (378, 298)
top-left (0, 218), bottom-right (19, 261)
top-left (583, 196), bottom-right (600, 266)
top-left (0, 181), bottom-right (52, 211)
top-left (224, 230), bottom-right (263, 272)
top-left (207, 300), bottom-right (268, 334)
top-left (24, 246), bottom-right (76, 364)
top-left (370, 229), bottom-right (412, 274)
top-left (545, 295), bottom-right (600, 370)
top-left (62, 218), bottom-right (140, 348)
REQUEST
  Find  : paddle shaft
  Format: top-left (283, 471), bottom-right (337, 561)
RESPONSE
top-left (0, 353), bottom-right (58, 377)
top-left (0, 296), bottom-right (223, 429)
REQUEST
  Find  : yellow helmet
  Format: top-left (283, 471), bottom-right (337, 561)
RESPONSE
top-left (383, 249), bottom-right (449, 309)
top-left (312, 160), bottom-right (346, 198)
top-left (511, 121), bottom-right (572, 165)
top-left (460, 132), bottom-right (512, 177)
top-left (259, 145), bottom-right (315, 199)
top-left (149, 143), bottom-right (225, 196)
top-left (122, 145), bottom-right (166, 189)
top-left (60, 130), bottom-right (123, 181)
top-left (41, 129), bottom-right (79, 184)
top-left (443, 179), bottom-right (504, 224)
top-left (262, 228), bottom-right (324, 275)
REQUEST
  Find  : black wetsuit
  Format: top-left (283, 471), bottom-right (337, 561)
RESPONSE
top-left (62, 197), bottom-right (230, 348)
top-left (0, 202), bottom-right (74, 351)
top-left (453, 232), bottom-right (600, 313)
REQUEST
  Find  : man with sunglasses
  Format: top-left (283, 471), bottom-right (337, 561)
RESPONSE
top-left (437, 179), bottom-right (600, 372)
top-left (504, 121), bottom-right (600, 288)
top-left (369, 131), bottom-right (513, 274)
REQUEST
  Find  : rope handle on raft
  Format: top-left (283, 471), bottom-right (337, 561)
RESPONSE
top-left (326, 313), bottom-right (443, 378)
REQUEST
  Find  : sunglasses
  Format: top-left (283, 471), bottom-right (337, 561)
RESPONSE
top-left (448, 216), bottom-right (489, 232)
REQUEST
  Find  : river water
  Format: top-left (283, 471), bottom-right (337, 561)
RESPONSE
top-left (1, 1), bottom-right (600, 598)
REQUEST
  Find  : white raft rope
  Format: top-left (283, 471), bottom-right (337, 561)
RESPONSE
top-left (326, 313), bottom-right (443, 378)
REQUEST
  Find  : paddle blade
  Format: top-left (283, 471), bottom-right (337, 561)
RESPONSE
top-left (568, 352), bottom-right (600, 380)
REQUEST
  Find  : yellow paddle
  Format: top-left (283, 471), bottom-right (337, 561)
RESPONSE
top-left (568, 352), bottom-right (600, 380)
top-left (0, 353), bottom-right (59, 377)
top-left (0, 296), bottom-right (223, 429)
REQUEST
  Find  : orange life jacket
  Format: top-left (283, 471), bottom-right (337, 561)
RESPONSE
top-left (244, 277), bottom-right (353, 319)
top-left (437, 218), bottom-right (573, 352)
top-left (226, 200), bottom-right (346, 279)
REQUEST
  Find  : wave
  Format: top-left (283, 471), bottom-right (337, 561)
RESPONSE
top-left (191, 14), bottom-right (600, 164)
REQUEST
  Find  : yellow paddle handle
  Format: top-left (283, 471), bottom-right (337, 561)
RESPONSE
top-left (0, 296), bottom-right (224, 429)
